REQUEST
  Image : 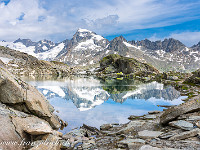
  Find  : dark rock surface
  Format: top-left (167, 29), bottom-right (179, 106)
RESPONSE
top-left (99, 54), bottom-right (159, 74)
top-left (129, 38), bottom-right (186, 52)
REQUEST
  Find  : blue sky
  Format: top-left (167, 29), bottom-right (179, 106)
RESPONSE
top-left (0, 0), bottom-right (200, 46)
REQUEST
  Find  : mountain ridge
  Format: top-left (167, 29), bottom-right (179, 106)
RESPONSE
top-left (0, 28), bottom-right (200, 72)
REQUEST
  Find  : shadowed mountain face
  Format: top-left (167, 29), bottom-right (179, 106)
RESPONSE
top-left (1, 29), bottom-right (200, 72)
top-left (191, 42), bottom-right (200, 52)
top-left (25, 76), bottom-right (183, 111)
top-left (129, 38), bottom-right (186, 52)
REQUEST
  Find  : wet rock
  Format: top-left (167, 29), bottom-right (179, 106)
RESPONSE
top-left (169, 120), bottom-right (194, 131)
top-left (169, 128), bottom-right (200, 141)
top-left (100, 124), bottom-right (113, 130)
top-left (138, 130), bottom-right (163, 139)
top-left (160, 96), bottom-right (200, 124)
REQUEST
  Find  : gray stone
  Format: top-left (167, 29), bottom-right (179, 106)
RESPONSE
top-left (0, 115), bottom-right (22, 150)
top-left (187, 116), bottom-right (200, 121)
top-left (159, 131), bottom-right (178, 139)
top-left (138, 130), bottom-right (163, 139)
top-left (169, 120), bottom-right (194, 131)
top-left (119, 139), bottom-right (145, 145)
top-left (118, 139), bottom-right (145, 149)
top-left (139, 145), bottom-right (179, 150)
top-left (160, 96), bottom-right (200, 124)
top-left (169, 128), bottom-right (200, 141)
top-left (12, 116), bottom-right (52, 137)
top-left (115, 120), bottom-right (147, 135)
top-left (60, 140), bottom-right (71, 149)
top-left (144, 114), bottom-right (157, 119)
top-left (100, 124), bottom-right (113, 130)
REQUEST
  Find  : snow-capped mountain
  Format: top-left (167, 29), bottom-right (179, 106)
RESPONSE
top-left (1, 28), bottom-right (200, 72)
top-left (56, 28), bottom-right (109, 66)
top-left (0, 39), bottom-right (67, 61)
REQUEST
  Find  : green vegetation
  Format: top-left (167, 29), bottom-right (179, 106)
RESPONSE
top-left (100, 78), bottom-right (138, 94)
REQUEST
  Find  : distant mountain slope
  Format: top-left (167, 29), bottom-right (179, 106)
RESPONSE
top-left (0, 46), bottom-right (69, 76)
top-left (1, 28), bottom-right (200, 72)
top-left (56, 28), bottom-right (109, 66)
top-left (0, 39), bottom-right (66, 61)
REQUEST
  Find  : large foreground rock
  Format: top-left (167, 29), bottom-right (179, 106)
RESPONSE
top-left (0, 115), bottom-right (22, 150)
top-left (0, 65), bottom-right (62, 129)
top-left (160, 96), bottom-right (200, 124)
top-left (169, 128), bottom-right (200, 141)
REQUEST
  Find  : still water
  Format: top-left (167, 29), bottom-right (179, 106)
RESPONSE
top-left (23, 76), bottom-right (187, 134)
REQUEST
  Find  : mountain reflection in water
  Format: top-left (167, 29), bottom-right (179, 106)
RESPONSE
top-left (24, 76), bottom-right (187, 133)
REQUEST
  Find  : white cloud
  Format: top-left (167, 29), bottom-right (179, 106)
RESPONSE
top-left (148, 31), bottom-right (200, 47)
top-left (169, 32), bottom-right (200, 47)
top-left (0, 0), bottom-right (200, 42)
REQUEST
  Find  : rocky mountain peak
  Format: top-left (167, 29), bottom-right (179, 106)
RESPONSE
top-left (107, 36), bottom-right (128, 54)
top-left (112, 36), bottom-right (127, 42)
top-left (14, 38), bottom-right (35, 47)
top-left (191, 41), bottom-right (200, 51)
top-left (33, 39), bottom-right (56, 53)
top-left (162, 38), bottom-right (185, 52)
top-left (131, 38), bottom-right (185, 52)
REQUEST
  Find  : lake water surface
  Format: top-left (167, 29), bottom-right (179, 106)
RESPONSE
top-left (23, 76), bottom-right (187, 134)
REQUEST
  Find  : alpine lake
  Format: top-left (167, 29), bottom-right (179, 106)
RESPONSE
top-left (22, 76), bottom-right (187, 134)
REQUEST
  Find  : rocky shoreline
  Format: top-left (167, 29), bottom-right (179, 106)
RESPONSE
top-left (59, 95), bottom-right (200, 150)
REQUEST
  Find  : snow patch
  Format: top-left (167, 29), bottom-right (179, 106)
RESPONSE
top-left (42, 45), bottom-right (48, 50)
top-left (0, 57), bottom-right (13, 64)
top-left (123, 42), bottom-right (140, 49)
